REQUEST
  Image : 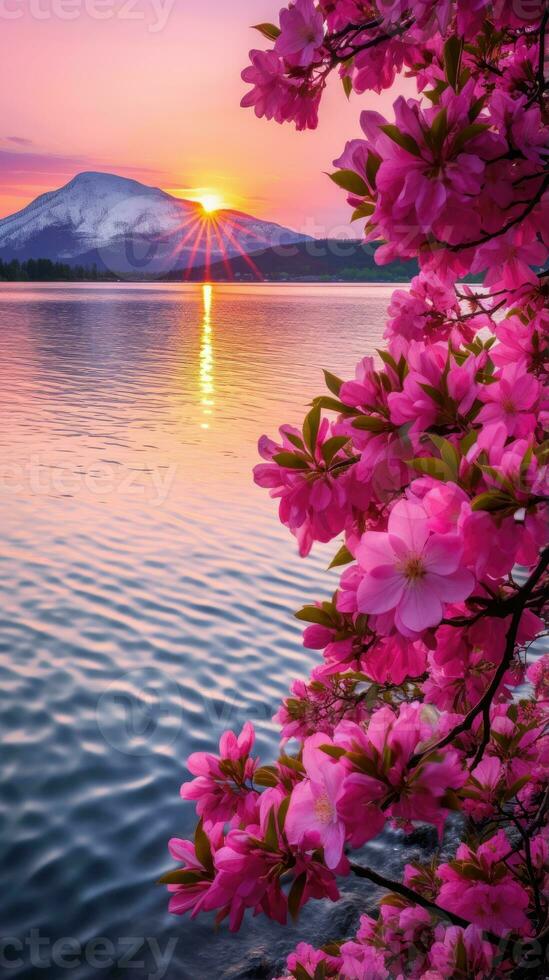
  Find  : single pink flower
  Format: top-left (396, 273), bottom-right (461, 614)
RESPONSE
top-left (285, 733), bottom-right (346, 868)
top-left (356, 499), bottom-right (474, 634)
top-left (477, 360), bottom-right (540, 437)
top-left (275, 0), bottom-right (324, 67)
top-left (180, 722), bottom-right (259, 827)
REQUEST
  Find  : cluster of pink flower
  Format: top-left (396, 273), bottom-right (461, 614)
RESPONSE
top-left (164, 3), bottom-right (549, 976)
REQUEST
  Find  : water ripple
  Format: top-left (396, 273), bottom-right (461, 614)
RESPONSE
top-left (0, 283), bottom-right (426, 979)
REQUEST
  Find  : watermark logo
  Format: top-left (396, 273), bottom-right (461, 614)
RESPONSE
top-left (0, 0), bottom-right (175, 32)
top-left (96, 667), bottom-right (183, 755)
top-left (97, 667), bottom-right (274, 754)
top-left (0, 455), bottom-right (178, 506)
top-left (0, 930), bottom-right (178, 979)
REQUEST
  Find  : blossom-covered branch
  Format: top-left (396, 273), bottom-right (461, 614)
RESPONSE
top-left (164, 3), bottom-right (549, 977)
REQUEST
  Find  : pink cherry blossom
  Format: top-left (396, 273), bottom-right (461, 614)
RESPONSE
top-left (285, 733), bottom-right (347, 868)
top-left (180, 722), bottom-right (259, 827)
top-left (276, 0), bottom-right (325, 68)
top-left (477, 360), bottom-right (540, 437)
top-left (428, 924), bottom-right (496, 978)
top-left (356, 498), bottom-right (474, 634)
top-left (170, 4), bottom-right (549, 965)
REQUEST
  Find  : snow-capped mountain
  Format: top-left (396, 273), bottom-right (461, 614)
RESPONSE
top-left (0, 172), bottom-right (310, 276)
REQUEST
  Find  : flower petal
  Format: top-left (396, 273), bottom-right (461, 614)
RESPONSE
top-left (422, 533), bottom-right (463, 574)
top-left (357, 565), bottom-right (404, 614)
top-left (323, 820), bottom-right (346, 870)
top-left (388, 499), bottom-right (430, 553)
top-left (398, 581), bottom-right (443, 632)
top-left (426, 568), bottom-right (474, 602)
top-left (356, 530), bottom-right (395, 568)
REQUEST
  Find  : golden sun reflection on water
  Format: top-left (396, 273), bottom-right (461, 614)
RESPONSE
top-left (199, 283), bottom-right (214, 430)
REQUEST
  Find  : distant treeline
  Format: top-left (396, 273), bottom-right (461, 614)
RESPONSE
top-left (0, 247), bottom-right (419, 283)
top-left (0, 249), bottom-right (487, 284)
top-left (0, 258), bottom-right (116, 282)
top-left (182, 240), bottom-right (419, 283)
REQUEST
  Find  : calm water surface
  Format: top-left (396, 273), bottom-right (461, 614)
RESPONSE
top-left (0, 283), bottom-right (419, 979)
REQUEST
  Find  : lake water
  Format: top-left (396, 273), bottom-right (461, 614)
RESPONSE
top-left (0, 283), bottom-right (422, 980)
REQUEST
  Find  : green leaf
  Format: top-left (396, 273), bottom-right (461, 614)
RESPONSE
top-left (454, 863), bottom-right (486, 882)
top-left (252, 22), bottom-right (281, 41)
top-left (429, 434), bottom-right (459, 476)
top-left (322, 943), bottom-right (342, 957)
top-left (377, 348), bottom-right (398, 372)
top-left (285, 431), bottom-right (306, 451)
top-left (380, 124), bottom-right (422, 157)
top-left (419, 382), bottom-right (445, 407)
top-left (323, 369), bottom-right (344, 397)
top-left (380, 894), bottom-right (407, 909)
top-left (468, 95), bottom-right (486, 121)
top-left (278, 753), bottom-right (305, 773)
top-left (351, 202), bottom-right (376, 221)
top-left (520, 446), bottom-right (533, 478)
top-left (157, 869), bottom-right (202, 885)
top-left (453, 122), bottom-right (489, 154)
top-left (303, 403), bottom-right (321, 454)
top-left (295, 605), bottom-right (333, 627)
top-left (328, 169), bottom-right (369, 196)
top-left (471, 491), bottom-right (515, 512)
top-left (264, 806), bottom-right (279, 851)
top-left (328, 543), bottom-right (354, 570)
top-left (321, 435), bottom-right (349, 466)
top-left (342, 75), bottom-right (353, 99)
top-left (366, 151), bottom-right (381, 188)
top-left (273, 451), bottom-right (309, 470)
top-left (444, 35), bottom-right (463, 91)
top-left (351, 415), bottom-right (387, 432)
top-left (254, 766), bottom-right (279, 787)
top-left (320, 744), bottom-right (346, 759)
top-left (423, 79), bottom-right (447, 105)
top-left (407, 456), bottom-right (453, 481)
top-left (363, 683), bottom-right (380, 709)
top-left (441, 788), bottom-right (462, 811)
top-left (288, 871), bottom-right (307, 923)
top-left (429, 107), bottom-right (448, 153)
top-left (312, 395), bottom-right (356, 416)
top-left (476, 464), bottom-right (515, 495)
top-left (277, 794), bottom-right (290, 832)
top-left (503, 776), bottom-right (530, 802)
top-left (194, 820), bottom-right (214, 875)
top-left (460, 429), bottom-right (478, 455)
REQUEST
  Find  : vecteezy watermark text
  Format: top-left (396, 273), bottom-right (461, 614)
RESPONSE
top-left (0, 455), bottom-right (178, 506)
top-left (97, 667), bottom-right (273, 756)
top-left (0, 0), bottom-right (175, 32)
top-left (0, 931), bottom-right (178, 979)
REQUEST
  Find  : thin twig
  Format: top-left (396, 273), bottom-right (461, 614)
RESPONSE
top-left (350, 861), bottom-right (505, 947)
top-left (446, 175), bottom-right (548, 251)
top-left (410, 548), bottom-right (549, 767)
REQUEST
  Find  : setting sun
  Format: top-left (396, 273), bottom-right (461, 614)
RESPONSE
top-left (199, 193), bottom-right (223, 214)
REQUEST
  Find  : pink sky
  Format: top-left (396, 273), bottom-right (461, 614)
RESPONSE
top-left (0, 0), bottom-right (405, 232)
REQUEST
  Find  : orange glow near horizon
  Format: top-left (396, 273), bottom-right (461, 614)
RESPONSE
top-left (169, 188), bottom-right (233, 212)
top-left (0, 2), bottom-right (414, 229)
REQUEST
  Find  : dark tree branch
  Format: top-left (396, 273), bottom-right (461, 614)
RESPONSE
top-left (410, 548), bottom-right (549, 767)
top-left (350, 861), bottom-right (506, 948)
top-left (446, 174), bottom-right (549, 251)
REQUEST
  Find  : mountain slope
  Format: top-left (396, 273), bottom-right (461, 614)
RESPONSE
top-left (0, 172), bottom-right (310, 276)
top-left (184, 241), bottom-right (418, 282)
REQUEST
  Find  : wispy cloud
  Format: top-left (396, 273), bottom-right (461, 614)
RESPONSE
top-left (0, 146), bottom-right (175, 216)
